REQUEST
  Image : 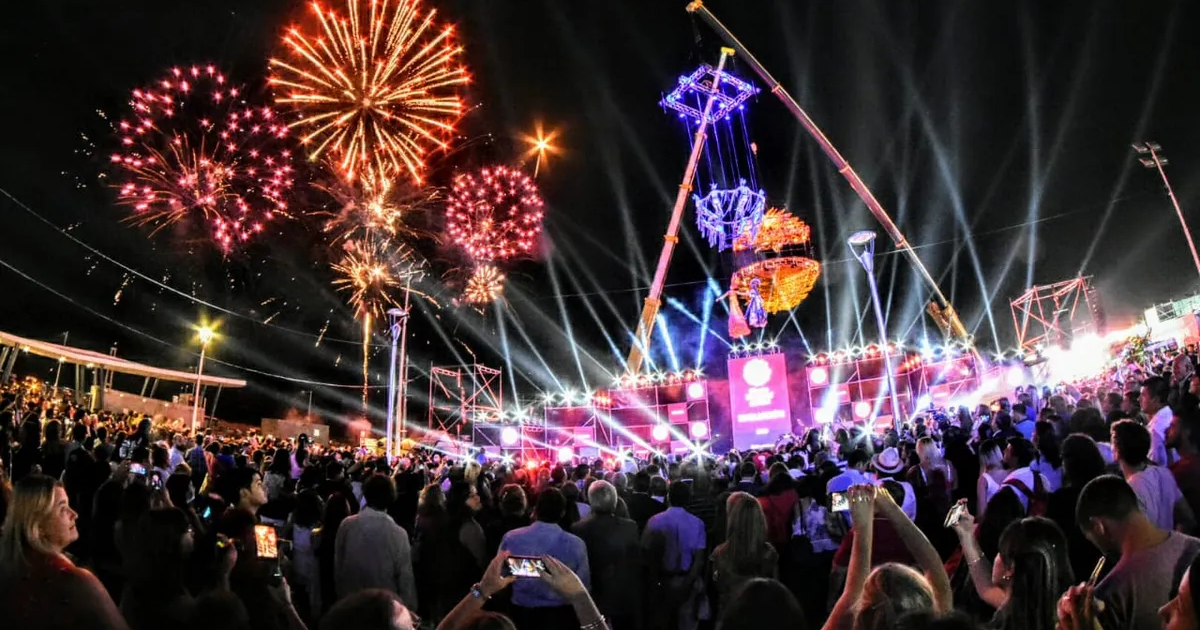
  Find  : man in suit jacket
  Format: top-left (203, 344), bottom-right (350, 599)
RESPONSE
top-left (573, 481), bottom-right (643, 630)
top-left (626, 471), bottom-right (666, 533)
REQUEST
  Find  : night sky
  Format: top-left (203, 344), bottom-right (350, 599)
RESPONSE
top-left (2, 0), bottom-right (1198, 431)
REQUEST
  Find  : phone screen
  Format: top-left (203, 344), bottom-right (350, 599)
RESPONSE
top-left (504, 556), bottom-right (546, 578)
top-left (944, 503), bottom-right (967, 528)
top-left (254, 525), bottom-right (279, 559)
top-left (129, 462), bottom-right (146, 476)
top-left (830, 491), bottom-right (850, 513)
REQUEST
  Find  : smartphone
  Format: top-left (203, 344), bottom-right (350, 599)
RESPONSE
top-left (149, 474), bottom-right (163, 490)
top-left (944, 502), bottom-right (968, 528)
top-left (201, 505), bottom-right (213, 522)
top-left (253, 524), bottom-right (284, 583)
top-left (830, 491), bottom-right (850, 513)
top-left (129, 462), bottom-right (147, 476)
top-left (503, 555), bottom-right (546, 578)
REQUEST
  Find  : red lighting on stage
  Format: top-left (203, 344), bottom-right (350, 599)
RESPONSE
top-left (525, 461), bottom-right (539, 470)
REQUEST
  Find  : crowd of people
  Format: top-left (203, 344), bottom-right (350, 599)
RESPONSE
top-left (4, 350), bottom-right (1200, 630)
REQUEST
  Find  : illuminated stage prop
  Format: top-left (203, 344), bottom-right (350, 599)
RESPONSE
top-left (1009, 276), bottom-right (1104, 353)
top-left (728, 352), bottom-right (792, 451)
top-left (693, 181), bottom-right (766, 251)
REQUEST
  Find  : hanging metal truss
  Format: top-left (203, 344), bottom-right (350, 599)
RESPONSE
top-left (1010, 276), bottom-right (1105, 352)
top-left (426, 364), bottom-right (503, 437)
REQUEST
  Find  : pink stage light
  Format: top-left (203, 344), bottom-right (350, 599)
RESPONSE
top-left (652, 424), bottom-right (670, 442)
top-left (557, 446), bottom-right (575, 463)
top-left (689, 421), bottom-right (709, 439)
top-left (686, 381), bottom-right (706, 400)
top-left (500, 426), bottom-right (520, 446)
top-left (809, 366), bottom-right (828, 385)
top-left (854, 401), bottom-right (872, 419)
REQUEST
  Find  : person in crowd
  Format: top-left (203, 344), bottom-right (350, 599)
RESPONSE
top-left (571, 480), bottom-right (642, 630)
top-left (908, 437), bottom-right (956, 556)
top-left (435, 552), bottom-right (602, 630)
top-left (150, 443), bottom-right (173, 483)
top-left (827, 449), bottom-right (873, 497)
top-left (187, 434), bottom-right (209, 490)
top-left (318, 492), bottom-right (353, 615)
top-left (485, 484), bottom-right (530, 558)
top-left (627, 470), bottom-right (666, 533)
top-left (825, 484), bottom-right (952, 630)
top-left (710, 492), bottom-right (778, 613)
top-left (1144, 376), bottom-right (1176, 466)
top-left (319, 588), bottom-right (419, 630)
top-left (999, 438), bottom-right (1049, 514)
top-left (1046, 434), bottom-right (1107, 582)
top-left (119, 507), bottom-right (211, 629)
top-left (1011, 404), bottom-right (1035, 440)
top-left (499, 487), bottom-right (590, 629)
top-left (416, 479), bottom-right (487, 624)
top-left (1112, 419), bottom-right (1196, 532)
top-left (758, 463), bottom-right (799, 559)
top-left (39, 418), bottom-right (69, 481)
top-left (1102, 392), bottom-right (1127, 425)
top-left (715, 578), bottom-right (807, 630)
top-left (644, 480), bottom-right (708, 630)
top-left (1030, 421), bottom-right (1062, 491)
top-left (872, 446), bottom-right (917, 520)
top-left (335, 473), bottom-right (418, 608)
top-left (974, 440), bottom-right (1008, 517)
top-left (952, 513), bottom-right (1073, 630)
top-left (734, 460), bottom-right (762, 496)
top-left (216, 466), bottom-right (269, 545)
top-left (0, 474), bottom-right (129, 629)
top-left (1169, 405), bottom-right (1200, 519)
top-left (1075, 474), bottom-right (1200, 629)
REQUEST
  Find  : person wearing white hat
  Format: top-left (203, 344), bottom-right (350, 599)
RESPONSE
top-left (872, 447), bottom-right (918, 520)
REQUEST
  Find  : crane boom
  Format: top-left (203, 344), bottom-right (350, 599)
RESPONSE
top-left (625, 47), bottom-right (735, 375)
top-left (685, 1), bottom-right (971, 344)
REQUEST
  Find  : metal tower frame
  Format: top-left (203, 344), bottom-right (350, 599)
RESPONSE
top-left (1010, 276), bottom-right (1103, 352)
top-left (426, 364), bottom-right (503, 437)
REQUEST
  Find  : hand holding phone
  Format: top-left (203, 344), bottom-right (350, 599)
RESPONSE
top-left (502, 555), bottom-right (546, 578)
top-left (944, 501), bottom-right (968, 528)
top-left (253, 525), bottom-right (284, 584)
top-left (829, 491), bottom-right (850, 513)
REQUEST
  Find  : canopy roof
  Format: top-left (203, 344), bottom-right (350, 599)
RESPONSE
top-left (0, 330), bottom-right (246, 389)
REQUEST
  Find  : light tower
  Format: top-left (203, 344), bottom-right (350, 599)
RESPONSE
top-left (1133, 142), bottom-right (1200, 281)
top-left (848, 230), bottom-right (902, 426)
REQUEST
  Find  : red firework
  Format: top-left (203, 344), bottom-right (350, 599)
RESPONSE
top-left (110, 65), bottom-right (295, 249)
top-left (445, 165), bottom-right (544, 261)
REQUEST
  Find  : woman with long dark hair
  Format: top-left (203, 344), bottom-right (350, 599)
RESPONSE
top-left (1031, 421), bottom-right (1063, 491)
top-left (417, 480), bottom-right (486, 624)
top-left (987, 518), bottom-right (1074, 630)
top-left (711, 492), bottom-right (778, 613)
top-left (1046, 434), bottom-right (1107, 581)
top-left (119, 508), bottom-right (196, 629)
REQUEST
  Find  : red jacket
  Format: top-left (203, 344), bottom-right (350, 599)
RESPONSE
top-left (758, 489), bottom-right (799, 551)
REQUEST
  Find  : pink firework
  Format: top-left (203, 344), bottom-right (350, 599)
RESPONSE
top-left (110, 65), bottom-right (295, 249)
top-left (445, 165), bottom-right (544, 261)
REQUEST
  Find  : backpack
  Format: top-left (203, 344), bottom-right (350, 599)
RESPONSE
top-left (1003, 474), bottom-right (1048, 517)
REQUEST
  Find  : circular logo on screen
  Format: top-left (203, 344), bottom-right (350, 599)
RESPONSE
top-left (742, 358), bottom-right (772, 387)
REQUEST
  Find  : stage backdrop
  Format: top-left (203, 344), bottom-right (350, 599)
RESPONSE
top-left (727, 352), bottom-right (792, 451)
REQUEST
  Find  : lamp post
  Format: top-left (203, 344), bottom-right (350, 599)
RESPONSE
top-left (192, 326), bottom-right (215, 434)
top-left (847, 230), bottom-right (902, 427)
top-left (386, 300), bottom-right (411, 460)
top-left (1133, 142), bottom-right (1200, 281)
top-left (299, 390), bottom-right (313, 420)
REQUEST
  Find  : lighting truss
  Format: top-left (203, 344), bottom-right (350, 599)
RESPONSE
top-left (1009, 276), bottom-right (1105, 352)
top-left (661, 63), bottom-right (759, 123)
top-left (426, 364), bottom-right (503, 436)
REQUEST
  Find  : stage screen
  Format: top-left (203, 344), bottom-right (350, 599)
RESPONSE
top-left (727, 353), bottom-right (792, 450)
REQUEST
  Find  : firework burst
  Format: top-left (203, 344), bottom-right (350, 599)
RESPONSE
top-left (463, 264), bottom-right (505, 304)
top-left (270, 0), bottom-right (469, 185)
top-left (446, 165), bottom-right (544, 262)
top-left (110, 65), bottom-right (295, 249)
top-left (319, 176), bottom-right (439, 244)
top-left (332, 234), bottom-right (421, 321)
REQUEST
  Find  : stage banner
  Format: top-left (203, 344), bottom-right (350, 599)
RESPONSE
top-left (727, 353), bottom-right (792, 450)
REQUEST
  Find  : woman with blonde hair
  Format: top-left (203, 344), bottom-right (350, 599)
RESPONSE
top-left (710, 491), bottom-right (778, 612)
top-left (0, 474), bottom-right (128, 629)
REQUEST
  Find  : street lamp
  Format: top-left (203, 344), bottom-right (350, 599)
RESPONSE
top-left (847, 230), bottom-right (903, 427)
top-left (385, 304), bottom-right (411, 460)
top-left (192, 326), bottom-right (216, 434)
top-left (1133, 142), bottom-right (1200, 280)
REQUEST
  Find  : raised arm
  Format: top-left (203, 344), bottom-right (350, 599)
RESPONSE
top-left (950, 504), bottom-right (1006, 608)
top-left (822, 484), bottom-right (876, 630)
top-left (878, 489), bottom-right (953, 613)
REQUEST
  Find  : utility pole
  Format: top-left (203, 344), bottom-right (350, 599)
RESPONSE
top-left (1134, 142), bottom-right (1200, 280)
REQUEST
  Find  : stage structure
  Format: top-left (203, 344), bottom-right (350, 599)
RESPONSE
top-left (426, 364), bottom-right (502, 439)
top-left (605, 372), bottom-right (712, 456)
top-left (626, 47), bottom-right (759, 375)
top-left (685, 1), bottom-right (972, 346)
top-left (1010, 276), bottom-right (1105, 353)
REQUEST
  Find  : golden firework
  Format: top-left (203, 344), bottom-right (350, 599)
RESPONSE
top-left (463, 265), bottom-right (505, 304)
top-left (270, 0), bottom-right (469, 185)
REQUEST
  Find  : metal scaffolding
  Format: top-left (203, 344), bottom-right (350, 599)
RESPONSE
top-left (426, 364), bottom-right (503, 437)
top-left (1010, 276), bottom-right (1105, 352)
